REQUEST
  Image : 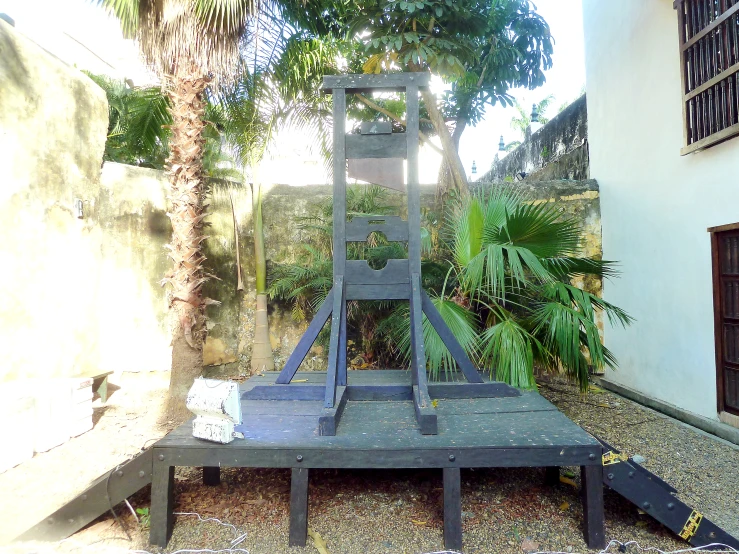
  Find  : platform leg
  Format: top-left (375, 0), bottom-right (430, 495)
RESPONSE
top-left (289, 467), bottom-right (309, 547)
top-left (203, 466), bottom-right (220, 486)
top-left (581, 465), bottom-right (605, 549)
top-left (443, 467), bottom-right (462, 551)
top-left (544, 466), bottom-right (560, 486)
top-left (150, 455), bottom-right (174, 547)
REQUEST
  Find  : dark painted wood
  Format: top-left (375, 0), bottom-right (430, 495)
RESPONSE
top-left (275, 287), bottom-right (334, 384)
top-left (148, 444), bottom-right (601, 470)
top-left (346, 216), bottom-right (409, 242)
top-left (338, 298), bottom-right (347, 387)
top-left (443, 468), bottom-right (463, 551)
top-left (333, 88), bottom-right (346, 280)
top-left (360, 120), bottom-right (392, 134)
top-left (598, 437), bottom-right (739, 549)
top-left (324, 277), bottom-right (344, 408)
top-left (345, 133), bottom-right (407, 159)
top-left (202, 466), bottom-right (220, 486)
top-left (322, 73), bottom-right (430, 93)
top-left (421, 290), bottom-right (485, 384)
top-left (413, 385), bottom-right (438, 435)
top-left (345, 259), bottom-right (409, 285)
top-left (150, 457), bottom-right (174, 547)
top-left (319, 386), bottom-right (348, 436)
top-left (346, 284), bottom-right (409, 300)
top-left (243, 385), bottom-right (325, 401)
top-left (15, 448), bottom-right (153, 542)
top-left (711, 229), bottom-right (725, 414)
top-left (544, 466), bottom-right (560, 486)
top-left (289, 468), bottom-right (309, 547)
top-left (581, 464), bottom-right (605, 549)
top-left (428, 382), bottom-right (520, 399)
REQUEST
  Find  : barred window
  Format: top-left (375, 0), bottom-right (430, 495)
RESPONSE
top-left (675, 0), bottom-right (739, 154)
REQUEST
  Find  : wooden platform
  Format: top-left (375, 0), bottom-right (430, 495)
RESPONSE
top-left (150, 371), bottom-right (605, 551)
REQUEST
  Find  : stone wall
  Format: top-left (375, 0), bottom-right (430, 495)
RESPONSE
top-left (1, 20), bottom-right (109, 381)
top-left (481, 95), bottom-right (589, 183)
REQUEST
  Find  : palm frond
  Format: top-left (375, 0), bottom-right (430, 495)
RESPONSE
top-left (382, 296), bottom-right (478, 380)
top-left (478, 318), bottom-right (540, 389)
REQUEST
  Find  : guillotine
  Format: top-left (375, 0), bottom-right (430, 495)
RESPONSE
top-left (243, 72), bottom-right (520, 435)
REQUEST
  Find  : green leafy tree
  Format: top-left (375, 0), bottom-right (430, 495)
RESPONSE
top-left (85, 72), bottom-right (170, 168)
top-left (87, 72), bottom-right (240, 179)
top-left (349, 0), bottom-right (553, 195)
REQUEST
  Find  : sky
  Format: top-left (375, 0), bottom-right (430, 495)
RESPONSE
top-left (459, 0), bottom-right (586, 179)
top-left (0, 0), bottom-right (586, 184)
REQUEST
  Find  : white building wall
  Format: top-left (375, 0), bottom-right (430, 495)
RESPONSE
top-left (582, 0), bottom-right (739, 419)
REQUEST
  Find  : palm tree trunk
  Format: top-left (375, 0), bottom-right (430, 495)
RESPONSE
top-left (419, 88), bottom-right (469, 197)
top-left (251, 180), bottom-right (275, 372)
top-left (164, 65), bottom-right (209, 423)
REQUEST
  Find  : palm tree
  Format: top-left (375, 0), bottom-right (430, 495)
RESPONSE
top-left (85, 72), bottom-right (170, 168)
top-left (218, 9), bottom-right (337, 372)
top-left (99, 0), bottom-right (260, 420)
top-left (87, 71), bottom-right (240, 178)
top-left (385, 186), bottom-right (632, 390)
top-left (510, 95), bottom-right (555, 137)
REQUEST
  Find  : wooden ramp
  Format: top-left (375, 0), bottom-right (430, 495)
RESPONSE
top-left (15, 448), bottom-right (153, 542)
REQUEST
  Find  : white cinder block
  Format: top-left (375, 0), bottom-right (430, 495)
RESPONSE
top-left (69, 415), bottom-right (93, 437)
top-left (0, 384), bottom-right (35, 473)
top-left (34, 379), bottom-right (72, 453)
top-left (192, 416), bottom-right (235, 444)
top-left (186, 378), bottom-right (241, 424)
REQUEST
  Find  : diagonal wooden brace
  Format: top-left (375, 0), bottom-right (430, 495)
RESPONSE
top-left (275, 287), bottom-right (335, 384)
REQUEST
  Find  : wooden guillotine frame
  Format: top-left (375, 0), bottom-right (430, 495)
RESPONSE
top-left (243, 72), bottom-right (520, 435)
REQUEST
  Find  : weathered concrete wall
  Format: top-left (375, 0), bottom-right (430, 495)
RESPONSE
top-left (584, 0), bottom-right (739, 420)
top-left (0, 20), bottom-right (109, 381)
top-left (481, 95), bottom-right (589, 183)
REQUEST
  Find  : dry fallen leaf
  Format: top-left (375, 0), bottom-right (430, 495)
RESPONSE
top-left (308, 528), bottom-right (330, 554)
top-left (559, 476), bottom-right (578, 488)
top-left (521, 538), bottom-right (540, 553)
top-left (559, 501), bottom-right (570, 511)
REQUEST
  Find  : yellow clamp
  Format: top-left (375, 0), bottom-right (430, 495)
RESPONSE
top-left (679, 510), bottom-right (703, 540)
top-left (602, 451), bottom-right (628, 465)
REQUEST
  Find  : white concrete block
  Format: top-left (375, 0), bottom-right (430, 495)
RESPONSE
top-left (69, 415), bottom-right (93, 437)
top-left (186, 378), bottom-right (241, 424)
top-left (34, 379), bottom-right (71, 453)
top-left (192, 416), bottom-right (235, 444)
top-left (0, 383), bottom-right (35, 473)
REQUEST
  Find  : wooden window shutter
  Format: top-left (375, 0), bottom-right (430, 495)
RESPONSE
top-left (675, 0), bottom-right (739, 154)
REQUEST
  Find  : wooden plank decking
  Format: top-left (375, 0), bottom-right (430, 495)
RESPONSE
top-left (150, 370), bottom-right (604, 551)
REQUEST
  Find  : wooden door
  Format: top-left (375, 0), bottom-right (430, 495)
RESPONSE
top-left (712, 225), bottom-right (739, 415)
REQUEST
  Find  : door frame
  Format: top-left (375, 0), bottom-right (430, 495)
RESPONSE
top-left (709, 222), bottom-right (739, 416)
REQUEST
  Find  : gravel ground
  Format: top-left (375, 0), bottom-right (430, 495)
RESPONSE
top-left (4, 375), bottom-right (738, 554)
